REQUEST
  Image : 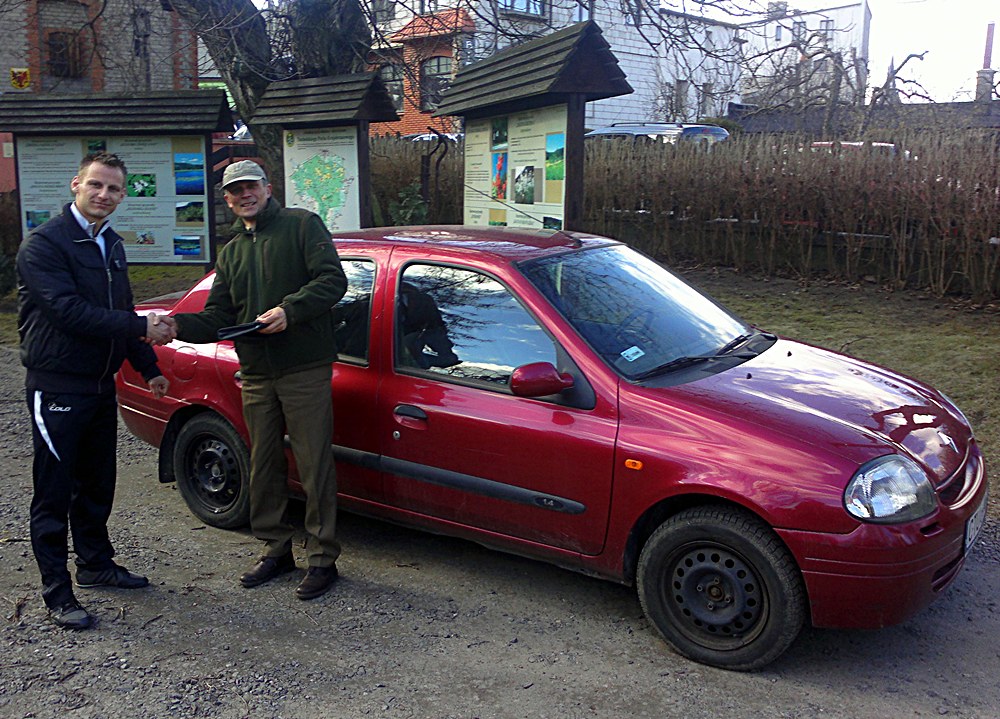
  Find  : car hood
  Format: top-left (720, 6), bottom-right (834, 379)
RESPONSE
top-left (662, 338), bottom-right (970, 486)
top-left (134, 292), bottom-right (185, 314)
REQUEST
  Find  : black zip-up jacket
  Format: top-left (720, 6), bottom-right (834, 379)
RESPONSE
top-left (17, 203), bottom-right (162, 394)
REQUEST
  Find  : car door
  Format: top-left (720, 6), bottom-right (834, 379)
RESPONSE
top-left (376, 250), bottom-right (619, 556)
top-left (328, 251), bottom-right (384, 502)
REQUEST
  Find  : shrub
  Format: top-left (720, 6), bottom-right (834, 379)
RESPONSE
top-left (370, 130), bottom-right (1000, 300)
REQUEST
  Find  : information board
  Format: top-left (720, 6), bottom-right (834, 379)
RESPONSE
top-left (463, 104), bottom-right (567, 230)
top-left (16, 135), bottom-right (211, 263)
top-left (283, 126), bottom-right (361, 231)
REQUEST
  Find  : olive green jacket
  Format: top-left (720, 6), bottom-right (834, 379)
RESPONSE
top-left (175, 198), bottom-right (347, 379)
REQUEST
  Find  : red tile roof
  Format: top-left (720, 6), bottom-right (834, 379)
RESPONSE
top-left (391, 9), bottom-right (475, 42)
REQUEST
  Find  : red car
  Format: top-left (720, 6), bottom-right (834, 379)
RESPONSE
top-left (117, 226), bottom-right (988, 670)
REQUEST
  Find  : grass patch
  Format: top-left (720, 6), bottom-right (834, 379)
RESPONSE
top-left (129, 264), bottom-right (209, 302)
top-left (0, 264), bottom-right (208, 346)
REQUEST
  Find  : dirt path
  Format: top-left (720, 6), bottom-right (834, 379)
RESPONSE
top-left (1, 344), bottom-right (998, 719)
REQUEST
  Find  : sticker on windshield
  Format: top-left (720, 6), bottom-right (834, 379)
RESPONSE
top-left (621, 346), bottom-right (645, 362)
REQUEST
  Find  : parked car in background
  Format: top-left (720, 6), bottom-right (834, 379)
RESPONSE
top-left (401, 132), bottom-right (462, 143)
top-left (586, 122), bottom-right (729, 145)
top-left (809, 140), bottom-right (911, 159)
top-left (117, 226), bottom-right (987, 671)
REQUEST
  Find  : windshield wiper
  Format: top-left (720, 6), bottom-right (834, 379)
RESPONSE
top-left (631, 354), bottom-right (719, 381)
top-left (632, 341), bottom-right (764, 381)
top-left (716, 331), bottom-right (775, 357)
top-left (716, 333), bottom-right (752, 356)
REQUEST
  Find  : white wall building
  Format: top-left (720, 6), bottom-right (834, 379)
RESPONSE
top-left (367, 0), bottom-right (871, 131)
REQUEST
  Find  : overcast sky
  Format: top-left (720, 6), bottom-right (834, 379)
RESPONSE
top-left (827, 0), bottom-right (996, 101)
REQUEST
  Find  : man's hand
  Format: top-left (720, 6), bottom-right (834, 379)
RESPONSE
top-left (144, 313), bottom-right (177, 345)
top-left (148, 375), bottom-right (169, 399)
top-left (256, 306), bottom-right (287, 334)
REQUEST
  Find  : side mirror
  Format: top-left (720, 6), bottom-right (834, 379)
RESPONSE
top-left (509, 362), bottom-right (574, 397)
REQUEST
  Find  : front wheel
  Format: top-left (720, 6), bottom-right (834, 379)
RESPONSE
top-left (172, 414), bottom-right (251, 529)
top-left (637, 506), bottom-right (806, 671)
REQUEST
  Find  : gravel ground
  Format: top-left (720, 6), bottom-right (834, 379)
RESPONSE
top-left (1, 342), bottom-right (999, 719)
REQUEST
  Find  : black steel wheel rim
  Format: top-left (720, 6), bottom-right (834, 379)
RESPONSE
top-left (185, 435), bottom-right (240, 514)
top-left (661, 542), bottom-right (768, 651)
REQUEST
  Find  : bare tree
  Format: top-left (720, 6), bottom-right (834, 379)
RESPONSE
top-left (165, 0), bottom-right (371, 190)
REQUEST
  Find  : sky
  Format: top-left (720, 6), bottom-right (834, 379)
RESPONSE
top-left (819, 0), bottom-right (997, 101)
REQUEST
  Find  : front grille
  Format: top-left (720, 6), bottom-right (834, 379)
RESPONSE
top-left (937, 451), bottom-right (978, 506)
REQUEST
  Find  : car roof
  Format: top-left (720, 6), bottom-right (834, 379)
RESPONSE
top-left (810, 141), bottom-right (895, 148)
top-left (585, 122), bottom-right (727, 136)
top-left (586, 123), bottom-right (683, 136)
top-left (330, 225), bottom-right (618, 262)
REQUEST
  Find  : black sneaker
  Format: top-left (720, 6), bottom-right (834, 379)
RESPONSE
top-left (49, 599), bottom-right (93, 630)
top-left (76, 564), bottom-right (149, 589)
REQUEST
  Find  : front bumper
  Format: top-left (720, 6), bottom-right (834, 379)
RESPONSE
top-left (778, 446), bottom-right (988, 629)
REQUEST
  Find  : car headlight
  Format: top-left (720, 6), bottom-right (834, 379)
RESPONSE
top-left (844, 455), bottom-right (937, 524)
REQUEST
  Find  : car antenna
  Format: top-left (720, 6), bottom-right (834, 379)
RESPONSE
top-left (462, 183), bottom-right (582, 247)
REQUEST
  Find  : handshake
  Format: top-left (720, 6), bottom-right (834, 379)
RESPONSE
top-left (144, 313), bottom-right (178, 346)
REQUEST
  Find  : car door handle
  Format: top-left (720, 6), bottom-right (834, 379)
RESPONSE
top-left (393, 404), bottom-right (427, 421)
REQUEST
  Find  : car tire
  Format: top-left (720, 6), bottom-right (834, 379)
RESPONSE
top-left (637, 506), bottom-right (806, 671)
top-left (173, 414), bottom-right (251, 529)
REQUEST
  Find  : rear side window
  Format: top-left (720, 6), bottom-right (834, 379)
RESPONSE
top-left (396, 263), bottom-right (558, 387)
top-left (333, 259), bottom-right (376, 363)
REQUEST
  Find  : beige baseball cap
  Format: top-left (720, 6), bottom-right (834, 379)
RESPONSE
top-left (222, 160), bottom-right (267, 189)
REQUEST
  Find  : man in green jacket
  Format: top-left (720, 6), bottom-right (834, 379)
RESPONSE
top-left (166, 160), bottom-right (347, 600)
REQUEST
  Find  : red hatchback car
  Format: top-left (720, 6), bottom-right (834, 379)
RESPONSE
top-left (117, 226), bottom-right (988, 670)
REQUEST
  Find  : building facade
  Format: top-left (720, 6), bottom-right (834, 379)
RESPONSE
top-left (0, 0), bottom-right (199, 96)
top-left (365, 0), bottom-right (871, 135)
top-left (0, 0), bottom-right (199, 190)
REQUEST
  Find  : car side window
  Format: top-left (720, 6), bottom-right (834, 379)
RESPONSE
top-left (333, 259), bottom-right (375, 363)
top-left (396, 263), bottom-right (559, 387)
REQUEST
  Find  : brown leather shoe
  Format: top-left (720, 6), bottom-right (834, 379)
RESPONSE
top-left (295, 565), bottom-right (338, 600)
top-left (239, 553), bottom-right (295, 588)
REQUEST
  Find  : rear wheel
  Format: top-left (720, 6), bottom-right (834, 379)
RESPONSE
top-left (172, 414), bottom-right (251, 529)
top-left (637, 506), bottom-right (806, 671)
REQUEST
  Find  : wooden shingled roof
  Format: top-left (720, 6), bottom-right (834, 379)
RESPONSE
top-left (252, 73), bottom-right (399, 127)
top-left (434, 21), bottom-right (632, 119)
top-left (0, 90), bottom-right (231, 135)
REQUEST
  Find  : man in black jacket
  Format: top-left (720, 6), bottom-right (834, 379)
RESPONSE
top-left (17, 152), bottom-right (174, 630)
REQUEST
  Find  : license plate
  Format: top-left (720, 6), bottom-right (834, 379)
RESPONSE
top-left (964, 494), bottom-right (988, 554)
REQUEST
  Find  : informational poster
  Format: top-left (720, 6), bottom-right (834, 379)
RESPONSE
top-left (464, 104), bottom-right (567, 230)
top-left (283, 126), bottom-right (360, 231)
top-left (16, 135), bottom-right (210, 263)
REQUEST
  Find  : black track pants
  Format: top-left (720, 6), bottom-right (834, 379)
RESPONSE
top-left (27, 389), bottom-right (118, 608)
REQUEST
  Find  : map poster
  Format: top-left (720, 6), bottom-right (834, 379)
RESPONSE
top-left (15, 135), bottom-right (210, 263)
top-left (464, 104), bottom-right (567, 230)
top-left (283, 126), bottom-right (360, 232)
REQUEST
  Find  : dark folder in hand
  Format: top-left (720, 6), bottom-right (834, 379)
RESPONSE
top-left (217, 321), bottom-right (265, 341)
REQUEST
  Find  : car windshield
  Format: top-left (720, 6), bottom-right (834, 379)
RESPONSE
top-left (519, 245), bottom-right (751, 381)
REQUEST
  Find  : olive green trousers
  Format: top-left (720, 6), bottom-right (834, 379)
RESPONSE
top-left (241, 364), bottom-right (340, 567)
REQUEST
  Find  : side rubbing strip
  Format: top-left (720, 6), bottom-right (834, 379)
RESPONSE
top-left (331, 445), bottom-right (586, 514)
top-left (33, 391), bottom-right (61, 462)
top-left (382, 456), bottom-right (586, 515)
